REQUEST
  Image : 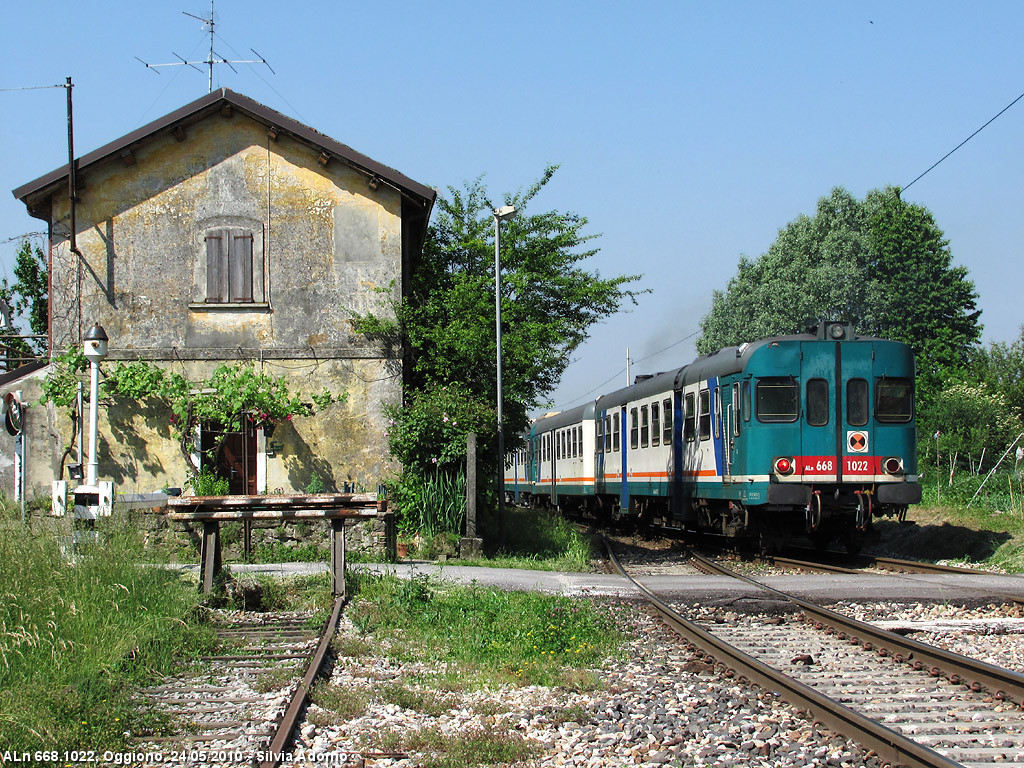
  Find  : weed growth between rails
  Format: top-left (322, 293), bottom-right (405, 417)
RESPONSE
top-left (0, 499), bottom-right (215, 753)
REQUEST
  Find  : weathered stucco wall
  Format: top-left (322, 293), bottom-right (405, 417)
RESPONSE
top-left (17, 110), bottom-right (406, 497)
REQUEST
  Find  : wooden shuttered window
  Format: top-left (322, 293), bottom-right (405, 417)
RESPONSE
top-left (205, 228), bottom-right (254, 302)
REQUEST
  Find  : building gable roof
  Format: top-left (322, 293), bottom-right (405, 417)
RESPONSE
top-left (12, 88), bottom-right (435, 219)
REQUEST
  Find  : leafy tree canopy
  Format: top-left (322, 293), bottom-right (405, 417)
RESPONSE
top-left (697, 187), bottom-right (982, 398)
top-left (0, 239), bottom-right (48, 366)
top-left (355, 165), bottom-right (645, 439)
top-left (969, 325), bottom-right (1024, 425)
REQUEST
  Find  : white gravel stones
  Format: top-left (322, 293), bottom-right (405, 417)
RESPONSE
top-left (285, 603), bottom-right (885, 768)
top-left (829, 600), bottom-right (1024, 674)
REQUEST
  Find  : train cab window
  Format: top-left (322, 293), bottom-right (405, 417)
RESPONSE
top-left (684, 392), bottom-right (696, 443)
top-left (641, 405), bottom-right (650, 448)
top-left (876, 378), bottom-right (913, 423)
top-left (663, 398), bottom-right (672, 444)
top-left (612, 413), bottom-right (620, 452)
top-left (604, 415), bottom-right (612, 452)
top-left (732, 383), bottom-right (741, 437)
top-left (742, 380), bottom-right (751, 422)
top-left (698, 389), bottom-right (712, 440)
top-left (806, 378), bottom-right (830, 426)
top-left (847, 379), bottom-right (869, 426)
top-left (651, 402), bottom-right (661, 447)
top-left (630, 408), bottom-right (639, 450)
top-left (755, 378), bottom-right (799, 423)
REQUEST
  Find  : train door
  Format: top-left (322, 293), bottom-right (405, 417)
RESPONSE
top-left (837, 341), bottom-right (875, 483)
top-left (619, 405), bottom-right (629, 513)
top-left (799, 340), bottom-right (840, 481)
top-left (595, 412), bottom-right (606, 495)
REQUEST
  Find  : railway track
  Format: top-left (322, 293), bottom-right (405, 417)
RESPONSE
top-left (606, 538), bottom-right (1024, 767)
top-left (134, 598), bottom-right (344, 768)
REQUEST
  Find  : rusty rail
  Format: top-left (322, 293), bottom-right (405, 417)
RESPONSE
top-left (605, 538), bottom-right (964, 768)
top-left (258, 596), bottom-right (345, 768)
top-left (687, 549), bottom-right (1024, 707)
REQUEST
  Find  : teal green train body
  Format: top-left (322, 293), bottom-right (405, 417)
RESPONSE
top-left (504, 322), bottom-right (921, 548)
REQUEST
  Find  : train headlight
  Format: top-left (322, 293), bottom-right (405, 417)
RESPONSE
top-left (828, 323), bottom-right (846, 340)
top-left (883, 457), bottom-right (904, 475)
top-left (774, 457), bottom-right (794, 476)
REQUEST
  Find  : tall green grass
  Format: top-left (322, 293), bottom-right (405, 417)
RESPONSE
top-left (0, 499), bottom-right (215, 752)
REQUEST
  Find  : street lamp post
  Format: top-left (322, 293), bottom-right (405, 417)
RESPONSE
top-left (493, 204), bottom-right (516, 546)
top-left (83, 324), bottom-right (108, 488)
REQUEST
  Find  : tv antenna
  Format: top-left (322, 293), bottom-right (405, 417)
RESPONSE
top-left (136, 0), bottom-right (274, 93)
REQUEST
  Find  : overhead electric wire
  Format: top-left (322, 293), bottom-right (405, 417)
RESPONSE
top-left (553, 328), bottom-right (700, 411)
top-left (903, 87), bottom-right (1024, 193)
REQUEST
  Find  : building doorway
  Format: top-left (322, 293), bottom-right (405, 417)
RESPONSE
top-left (202, 423), bottom-right (258, 495)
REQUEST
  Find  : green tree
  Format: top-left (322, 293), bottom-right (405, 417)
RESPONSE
top-left (0, 239), bottom-right (48, 367)
top-left (356, 166), bottom-right (643, 440)
top-left (355, 167), bottom-right (644, 523)
top-left (697, 187), bottom-right (982, 399)
top-left (971, 326), bottom-right (1024, 423)
top-left (920, 381), bottom-right (1022, 474)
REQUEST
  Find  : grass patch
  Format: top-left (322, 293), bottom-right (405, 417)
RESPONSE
top-left (253, 664), bottom-right (302, 694)
top-left (0, 499), bottom-right (216, 752)
top-left (361, 725), bottom-right (540, 768)
top-left (346, 571), bottom-right (623, 688)
top-left (871, 469), bottom-right (1024, 572)
top-left (438, 506), bottom-right (595, 572)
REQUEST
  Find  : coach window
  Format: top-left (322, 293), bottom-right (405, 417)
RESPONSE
top-left (698, 389), bottom-right (712, 440)
top-left (847, 378), bottom-right (869, 427)
top-left (613, 413), bottom-right (620, 452)
top-left (573, 427), bottom-right (579, 458)
top-left (732, 383), bottom-right (741, 437)
top-left (806, 378), bottom-right (830, 426)
top-left (755, 378), bottom-right (799, 423)
top-left (597, 417), bottom-right (604, 454)
top-left (876, 378), bottom-right (913, 423)
top-left (640, 405), bottom-right (650, 448)
top-left (630, 408), bottom-right (639, 450)
top-left (651, 402), bottom-right (661, 447)
top-left (741, 380), bottom-right (751, 422)
top-left (684, 392), bottom-right (696, 443)
top-left (663, 398), bottom-right (672, 444)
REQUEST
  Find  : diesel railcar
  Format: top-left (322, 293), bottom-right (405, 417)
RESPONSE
top-left (504, 321), bottom-right (921, 548)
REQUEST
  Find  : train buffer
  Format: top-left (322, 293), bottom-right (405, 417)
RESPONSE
top-left (167, 492), bottom-right (387, 596)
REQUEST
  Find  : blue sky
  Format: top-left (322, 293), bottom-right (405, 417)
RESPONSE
top-left (2, 1), bottom-right (1021, 414)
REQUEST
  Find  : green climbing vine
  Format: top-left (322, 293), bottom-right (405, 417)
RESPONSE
top-left (42, 351), bottom-right (346, 478)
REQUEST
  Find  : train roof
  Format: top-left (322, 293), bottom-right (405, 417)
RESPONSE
top-left (532, 401), bottom-right (596, 433)
top-left (596, 367), bottom-right (682, 410)
top-left (593, 322), bottom-right (904, 408)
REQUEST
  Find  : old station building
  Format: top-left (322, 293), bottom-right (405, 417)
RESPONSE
top-left (6, 89), bottom-right (435, 499)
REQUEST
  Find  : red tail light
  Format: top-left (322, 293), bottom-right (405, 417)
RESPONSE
top-left (774, 457), bottom-right (794, 475)
top-left (883, 457), bottom-right (903, 475)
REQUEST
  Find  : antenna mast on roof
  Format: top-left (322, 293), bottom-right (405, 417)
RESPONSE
top-left (135, 0), bottom-right (274, 93)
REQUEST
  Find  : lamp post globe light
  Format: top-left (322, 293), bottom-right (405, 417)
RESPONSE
top-left (83, 323), bottom-right (108, 488)
top-left (493, 205), bottom-right (515, 544)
